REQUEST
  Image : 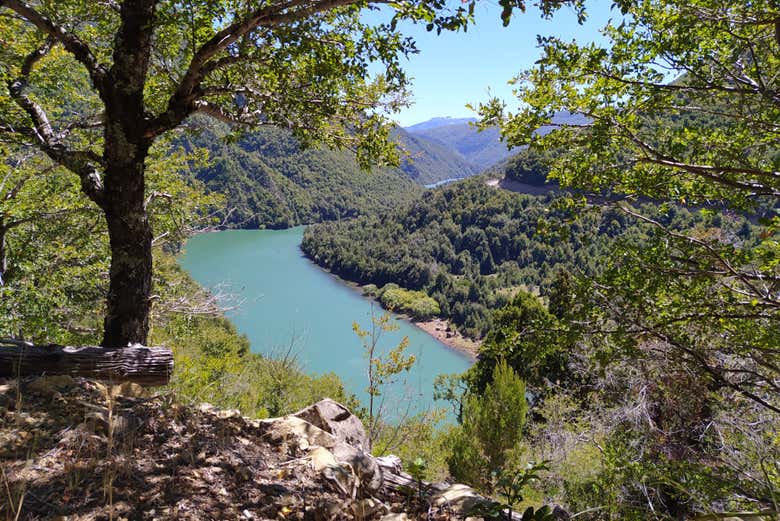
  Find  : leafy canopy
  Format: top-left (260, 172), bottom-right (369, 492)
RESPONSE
top-left (478, 0), bottom-right (780, 411)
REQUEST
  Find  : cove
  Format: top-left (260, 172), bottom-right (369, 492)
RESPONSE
top-left (179, 227), bottom-right (471, 414)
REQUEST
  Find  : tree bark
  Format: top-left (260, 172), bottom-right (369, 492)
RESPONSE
top-left (0, 339), bottom-right (172, 386)
top-left (100, 145), bottom-right (153, 347)
top-left (0, 223), bottom-right (7, 286)
top-left (99, 0), bottom-right (158, 348)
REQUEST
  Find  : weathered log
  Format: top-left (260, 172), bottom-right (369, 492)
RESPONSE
top-left (0, 339), bottom-right (173, 386)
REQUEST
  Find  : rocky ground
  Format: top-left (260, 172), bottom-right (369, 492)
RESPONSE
top-left (0, 376), bottom-right (500, 520)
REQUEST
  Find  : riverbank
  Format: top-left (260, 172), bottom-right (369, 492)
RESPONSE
top-left (413, 318), bottom-right (480, 360)
top-left (303, 253), bottom-right (479, 362)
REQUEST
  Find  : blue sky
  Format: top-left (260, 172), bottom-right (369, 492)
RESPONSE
top-left (381, 1), bottom-right (618, 127)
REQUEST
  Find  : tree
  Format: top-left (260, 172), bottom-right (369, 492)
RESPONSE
top-left (468, 290), bottom-right (566, 394)
top-left (352, 310), bottom-right (415, 450)
top-left (0, 138), bottom-right (216, 344)
top-left (479, 0), bottom-right (780, 412)
top-left (0, 0), bottom-right (568, 346)
top-left (447, 359), bottom-right (527, 493)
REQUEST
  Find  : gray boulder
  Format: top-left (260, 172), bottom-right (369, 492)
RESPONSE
top-left (293, 398), bottom-right (369, 450)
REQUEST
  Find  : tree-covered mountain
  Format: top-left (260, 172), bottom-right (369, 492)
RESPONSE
top-left (406, 120), bottom-right (511, 170)
top-left (405, 112), bottom-right (591, 173)
top-left (178, 122), bottom-right (489, 228)
top-left (392, 127), bottom-right (477, 185)
top-left (178, 123), bottom-right (422, 229)
top-left (484, 147), bottom-right (557, 187)
top-left (301, 177), bottom-right (756, 338)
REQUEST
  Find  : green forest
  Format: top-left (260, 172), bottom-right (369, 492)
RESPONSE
top-left (1, 0), bottom-right (779, 520)
top-left (303, 177), bottom-right (756, 338)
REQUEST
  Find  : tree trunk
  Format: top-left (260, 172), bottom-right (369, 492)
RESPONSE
top-left (101, 151), bottom-right (153, 348)
top-left (0, 223), bottom-right (7, 286)
top-left (0, 339), bottom-right (172, 386)
top-left (98, 0), bottom-right (158, 347)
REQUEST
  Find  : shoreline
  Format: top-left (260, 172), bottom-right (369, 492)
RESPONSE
top-left (412, 318), bottom-right (480, 361)
top-left (299, 249), bottom-right (481, 361)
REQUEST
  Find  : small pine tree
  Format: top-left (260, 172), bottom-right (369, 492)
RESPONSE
top-left (447, 360), bottom-right (527, 492)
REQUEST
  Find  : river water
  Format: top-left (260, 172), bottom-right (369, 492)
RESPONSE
top-left (179, 227), bottom-right (471, 414)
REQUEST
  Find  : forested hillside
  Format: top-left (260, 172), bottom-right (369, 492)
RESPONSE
top-left (178, 122), bottom-right (421, 229)
top-left (392, 127), bottom-right (477, 184)
top-left (406, 120), bottom-right (511, 169)
top-left (177, 121), bottom-right (488, 228)
top-left (302, 177), bottom-right (753, 337)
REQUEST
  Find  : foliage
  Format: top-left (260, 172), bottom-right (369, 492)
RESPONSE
top-left (447, 360), bottom-right (527, 493)
top-left (468, 461), bottom-right (554, 521)
top-left (378, 284), bottom-right (441, 319)
top-left (353, 310), bottom-right (416, 449)
top-left (1, 0), bottom-right (563, 344)
top-left (467, 290), bottom-right (571, 395)
top-left (0, 141), bottom-right (220, 343)
top-left (180, 121), bottom-right (423, 229)
top-left (485, 147), bottom-right (558, 187)
top-left (303, 177), bottom-right (747, 338)
top-left (372, 411), bottom-right (452, 481)
top-left (477, 0), bottom-right (780, 413)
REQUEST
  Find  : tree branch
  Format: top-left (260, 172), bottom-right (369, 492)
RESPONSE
top-left (145, 0), bottom-right (375, 138)
top-left (1, 0), bottom-right (107, 92)
top-left (6, 43), bottom-right (106, 207)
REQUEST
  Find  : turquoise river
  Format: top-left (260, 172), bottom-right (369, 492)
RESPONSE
top-left (179, 227), bottom-right (471, 414)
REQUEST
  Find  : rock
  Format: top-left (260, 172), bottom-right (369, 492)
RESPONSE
top-left (0, 380), bottom-right (17, 395)
top-left (376, 455), bottom-right (402, 474)
top-left (216, 408), bottom-right (241, 419)
top-left (432, 483), bottom-right (484, 514)
top-left (293, 399), bottom-right (368, 450)
top-left (332, 442), bottom-right (383, 493)
top-left (320, 462), bottom-right (356, 496)
top-left (552, 505), bottom-right (571, 519)
top-left (350, 498), bottom-right (388, 518)
top-left (112, 381), bottom-right (149, 398)
top-left (263, 416), bottom-right (337, 450)
top-left (379, 514), bottom-right (411, 521)
top-left (198, 402), bottom-right (218, 414)
top-left (310, 446), bottom-right (338, 472)
top-left (26, 375), bottom-right (75, 396)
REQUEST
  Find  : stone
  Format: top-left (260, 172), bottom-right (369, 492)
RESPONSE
top-left (375, 455), bottom-right (402, 474)
top-left (432, 483), bottom-right (484, 514)
top-left (332, 442), bottom-right (383, 493)
top-left (379, 514), bottom-right (411, 521)
top-left (262, 416), bottom-right (337, 450)
top-left (310, 446), bottom-right (338, 472)
top-left (112, 381), bottom-right (149, 398)
top-left (26, 375), bottom-right (75, 396)
top-left (293, 399), bottom-right (368, 450)
top-left (350, 498), bottom-right (388, 518)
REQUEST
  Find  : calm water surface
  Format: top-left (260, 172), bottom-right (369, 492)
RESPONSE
top-left (179, 227), bottom-right (471, 413)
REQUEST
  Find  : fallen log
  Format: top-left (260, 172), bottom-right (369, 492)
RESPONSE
top-left (0, 339), bottom-right (173, 386)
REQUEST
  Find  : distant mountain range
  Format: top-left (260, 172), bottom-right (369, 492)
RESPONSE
top-left (179, 113), bottom-right (587, 229)
top-left (404, 117), bottom-right (512, 171)
top-left (391, 127), bottom-right (477, 185)
top-left (404, 117), bottom-right (478, 133)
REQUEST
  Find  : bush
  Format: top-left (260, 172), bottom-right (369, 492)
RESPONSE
top-left (447, 360), bottom-right (527, 493)
top-left (379, 285), bottom-right (441, 319)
